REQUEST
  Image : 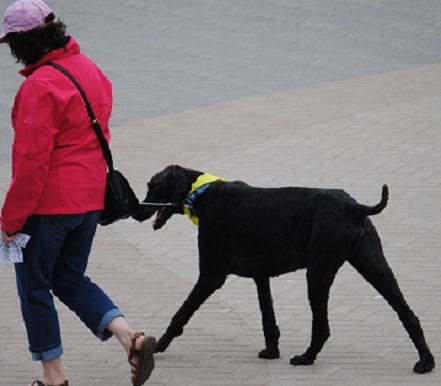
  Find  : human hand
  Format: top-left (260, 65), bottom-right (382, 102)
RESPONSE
top-left (1, 229), bottom-right (16, 242)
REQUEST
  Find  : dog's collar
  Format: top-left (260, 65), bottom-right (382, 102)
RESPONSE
top-left (184, 173), bottom-right (227, 225)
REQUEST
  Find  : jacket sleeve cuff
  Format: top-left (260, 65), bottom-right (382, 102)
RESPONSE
top-left (0, 217), bottom-right (23, 235)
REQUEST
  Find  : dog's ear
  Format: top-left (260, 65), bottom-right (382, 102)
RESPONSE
top-left (167, 165), bottom-right (192, 200)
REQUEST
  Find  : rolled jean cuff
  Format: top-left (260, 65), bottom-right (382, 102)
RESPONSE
top-left (96, 308), bottom-right (124, 341)
top-left (31, 344), bottom-right (63, 361)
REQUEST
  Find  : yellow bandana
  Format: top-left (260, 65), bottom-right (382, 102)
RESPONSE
top-left (184, 173), bottom-right (227, 225)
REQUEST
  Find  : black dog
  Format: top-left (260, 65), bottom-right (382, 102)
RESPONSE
top-left (134, 165), bottom-right (434, 373)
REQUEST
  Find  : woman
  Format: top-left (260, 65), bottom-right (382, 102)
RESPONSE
top-left (0, 1), bottom-right (155, 385)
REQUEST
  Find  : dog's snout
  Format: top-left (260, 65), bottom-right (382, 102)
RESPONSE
top-left (132, 204), bottom-right (157, 222)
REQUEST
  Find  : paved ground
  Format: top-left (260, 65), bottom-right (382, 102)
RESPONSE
top-left (1, 1), bottom-right (440, 385)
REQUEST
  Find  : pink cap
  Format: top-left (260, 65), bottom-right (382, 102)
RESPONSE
top-left (0, 0), bottom-right (53, 43)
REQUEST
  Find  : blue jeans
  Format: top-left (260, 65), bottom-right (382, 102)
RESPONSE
top-left (14, 211), bottom-right (123, 361)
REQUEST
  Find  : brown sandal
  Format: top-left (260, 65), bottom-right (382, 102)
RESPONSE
top-left (30, 381), bottom-right (69, 386)
top-left (128, 332), bottom-right (156, 386)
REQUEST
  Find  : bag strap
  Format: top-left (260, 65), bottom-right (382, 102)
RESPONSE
top-left (46, 61), bottom-right (114, 171)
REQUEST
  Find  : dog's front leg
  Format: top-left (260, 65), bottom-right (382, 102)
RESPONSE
top-left (290, 266), bottom-right (334, 366)
top-left (156, 274), bottom-right (226, 353)
top-left (254, 276), bottom-right (280, 359)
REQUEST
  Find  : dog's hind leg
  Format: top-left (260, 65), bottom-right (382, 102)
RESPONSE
top-left (254, 276), bottom-right (280, 359)
top-left (155, 274), bottom-right (226, 353)
top-left (348, 224), bottom-right (435, 373)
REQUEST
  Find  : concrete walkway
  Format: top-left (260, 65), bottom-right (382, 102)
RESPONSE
top-left (0, 1), bottom-right (440, 385)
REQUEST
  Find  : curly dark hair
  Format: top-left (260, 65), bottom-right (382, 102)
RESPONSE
top-left (5, 13), bottom-right (69, 66)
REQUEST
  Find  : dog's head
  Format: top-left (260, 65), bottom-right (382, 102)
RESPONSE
top-left (133, 165), bottom-right (201, 230)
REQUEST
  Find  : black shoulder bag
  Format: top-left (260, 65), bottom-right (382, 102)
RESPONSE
top-left (47, 62), bottom-right (139, 226)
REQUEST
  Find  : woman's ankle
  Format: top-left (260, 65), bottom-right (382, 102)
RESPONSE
top-left (43, 378), bottom-right (67, 386)
top-left (107, 316), bottom-right (135, 354)
top-left (41, 357), bottom-right (66, 385)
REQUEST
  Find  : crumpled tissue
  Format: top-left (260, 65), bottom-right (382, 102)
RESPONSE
top-left (0, 233), bottom-right (31, 265)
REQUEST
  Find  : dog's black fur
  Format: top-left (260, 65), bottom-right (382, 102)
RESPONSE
top-left (134, 165), bottom-right (434, 373)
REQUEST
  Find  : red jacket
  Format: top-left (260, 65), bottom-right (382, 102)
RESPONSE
top-left (1, 37), bottom-right (112, 233)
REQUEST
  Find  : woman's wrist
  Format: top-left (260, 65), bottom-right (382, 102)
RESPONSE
top-left (1, 228), bottom-right (18, 240)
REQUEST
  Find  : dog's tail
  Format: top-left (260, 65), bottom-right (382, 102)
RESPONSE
top-left (356, 184), bottom-right (389, 216)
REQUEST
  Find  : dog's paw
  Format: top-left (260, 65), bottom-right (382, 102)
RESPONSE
top-left (258, 348), bottom-right (280, 359)
top-left (413, 354), bottom-right (435, 373)
top-left (290, 354), bottom-right (315, 366)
